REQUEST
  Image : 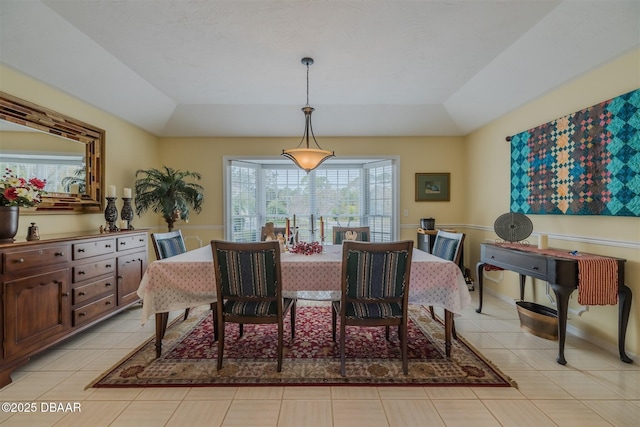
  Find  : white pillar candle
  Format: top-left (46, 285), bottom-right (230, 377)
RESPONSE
top-left (538, 234), bottom-right (548, 249)
top-left (123, 188), bottom-right (132, 198)
top-left (70, 184), bottom-right (80, 194)
top-left (107, 185), bottom-right (116, 198)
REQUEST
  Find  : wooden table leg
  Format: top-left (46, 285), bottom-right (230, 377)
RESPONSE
top-left (444, 309), bottom-right (453, 357)
top-left (475, 262), bottom-right (485, 313)
top-left (549, 284), bottom-right (571, 365)
top-left (618, 283), bottom-right (633, 363)
top-left (155, 312), bottom-right (169, 358)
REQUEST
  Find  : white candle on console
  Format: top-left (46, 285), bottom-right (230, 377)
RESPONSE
top-left (538, 234), bottom-right (548, 249)
top-left (107, 185), bottom-right (116, 198)
top-left (123, 188), bottom-right (132, 198)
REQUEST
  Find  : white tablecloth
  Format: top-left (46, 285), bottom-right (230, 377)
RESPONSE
top-left (137, 245), bottom-right (471, 324)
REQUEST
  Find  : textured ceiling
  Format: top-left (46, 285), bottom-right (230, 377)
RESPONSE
top-left (1, 0), bottom-right (639, 138)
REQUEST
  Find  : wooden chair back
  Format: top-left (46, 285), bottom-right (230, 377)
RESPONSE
top-left (151, 230), bottom-right (187, 260)
top-left (431, 230), bottom-right (465, 266)
top-left (332, 226), bottom-right (370, 244)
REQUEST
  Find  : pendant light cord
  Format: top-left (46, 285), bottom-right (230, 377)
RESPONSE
top-left (306, 61), bottom-right (310, 107)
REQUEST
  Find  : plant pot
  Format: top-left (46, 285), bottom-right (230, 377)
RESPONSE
top-left (516, 301), bottom-right (558, 341)
top-left (0, 206), bottom-right (19, 243)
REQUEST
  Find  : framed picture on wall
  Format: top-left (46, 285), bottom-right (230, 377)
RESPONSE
top-left (415, 173), bottom-right (450, 202)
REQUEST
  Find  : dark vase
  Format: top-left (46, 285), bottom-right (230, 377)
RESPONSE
top-left (0, 206), bottom-right (19, 243)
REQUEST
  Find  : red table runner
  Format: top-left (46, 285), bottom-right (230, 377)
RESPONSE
top-left (486, 243), bottom-right (618, 305)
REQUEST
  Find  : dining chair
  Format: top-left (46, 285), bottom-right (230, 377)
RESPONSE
top-left (428, 230), bottom-right (465, 334)
top-left (332, 240), bottom-right (413, 376)
top-left (332, 226), bottom-right (370, 244)
top-left (211, 240), bottom-right (296, 372)
top-left (152, 230), bottom-right (200, 322)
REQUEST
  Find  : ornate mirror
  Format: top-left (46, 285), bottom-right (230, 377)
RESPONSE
top-left (0, 91), bottom-right (105, 212)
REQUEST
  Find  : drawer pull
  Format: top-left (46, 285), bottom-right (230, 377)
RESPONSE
top-left (490, 255), bottom-right (495, 259)
top-left (105, 264), bottom-right (112, 268)
top-left (78, 291), bottom-right (86, 296)
top-left (105, 282), bottom-right (112, 287)
top-left (55, 252), bottom-right (65, 257)
top-left (106, 244), bottom-right (112, 248)
top-left (120, 242), bottom-right (126, 246)
top-left (78, 271), bottom-right (85, 275)
top-left (78, 312), bottom-right (86, 317)
top-left (105, 301), bottom-right (112, 306)
top-left (14, 258), bottom-right (25, 263)
top-left (77, 248), bottom-right (85, 253)
top-left (139, 238), bottom-right (144, 242)
top-left (62, 292), bottom-right (69, 297)
top-left (532, 266), bottom-right (539, 270)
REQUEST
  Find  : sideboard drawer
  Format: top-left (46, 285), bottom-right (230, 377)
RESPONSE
top-left (3, 245), bottom-right (70, 274)
top-left (116, 234), bottom-right (147, 252)
top-left (73, 259), bottom-right (115, 283)
top-left (73, 294), bottom-right (116, 326)
top-left (73, 276), bottom-right (116, 305)
top-left (483, 245), bottom-right (548, 277)
top-left (73, 239), bottom-right (116, 260)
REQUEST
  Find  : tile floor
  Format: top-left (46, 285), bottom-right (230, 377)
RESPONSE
top-left (0, 293), bottom-right (638, 426)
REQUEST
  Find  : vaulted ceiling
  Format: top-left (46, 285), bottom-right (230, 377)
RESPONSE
top-left (1, 1), bottom-right (638, 138)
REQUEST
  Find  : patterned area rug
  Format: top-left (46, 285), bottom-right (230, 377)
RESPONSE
top-left (90, 305), bottom-right (516, 387)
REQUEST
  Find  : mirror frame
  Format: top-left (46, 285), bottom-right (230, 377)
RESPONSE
top-left (0, 91), bottom-right (105, 212)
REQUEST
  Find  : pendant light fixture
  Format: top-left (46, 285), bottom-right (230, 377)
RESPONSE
top-left (282, 57), bottom-right (335, 172)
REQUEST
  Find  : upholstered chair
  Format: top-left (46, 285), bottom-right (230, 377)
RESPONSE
top-left (332, 240), bottom-right (413, 376)
top-left (211, 240), bottom-right (296, 372)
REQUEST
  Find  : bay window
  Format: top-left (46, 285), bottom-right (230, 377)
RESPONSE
top-left (225, 157), bottom-right (398, 243)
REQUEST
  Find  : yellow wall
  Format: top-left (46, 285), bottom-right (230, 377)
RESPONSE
top-left (0, 65), bottom-right (161, 237)
top-left (465, 48), bottom-right (640, 357)
top-left (157, 136), bottom-right (467, 248)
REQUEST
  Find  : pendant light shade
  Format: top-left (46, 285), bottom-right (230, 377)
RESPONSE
top-left (282, 57), bottom-right (334, 172)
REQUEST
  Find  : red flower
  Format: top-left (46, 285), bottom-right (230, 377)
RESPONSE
top-left (3, 188), bottom-right (18, 201)
top-left (28, 178), bottom-right (47, 190)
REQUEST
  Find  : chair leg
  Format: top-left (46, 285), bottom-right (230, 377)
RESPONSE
top-left (340, 320), bottom-right (347, 377)
top-left (183, 308), bottom-right (190, 321)
top-left (401, 321), bottom-right (408, 375)
top-left (385, 325), bottom-right (390, 340)
top-left (277, 320), bottom-right (284, 372)
top-left (239, 323), bottom-right (244, 337)
top-left (429, 305), bottom-right (436, 320)
top-left (210, 303), bottom-right (218, 343)
top-left (216, 315), bottom-right (225, 370)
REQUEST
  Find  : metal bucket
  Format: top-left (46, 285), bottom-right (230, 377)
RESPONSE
top-left (516, 301), bottom-right (558, 340)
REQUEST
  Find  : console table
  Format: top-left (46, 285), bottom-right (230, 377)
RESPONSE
top-left (476, 243), bottom-right (632, 365)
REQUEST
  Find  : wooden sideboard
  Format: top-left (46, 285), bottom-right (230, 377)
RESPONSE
top-left (0, 230), bottom-right (148, 388)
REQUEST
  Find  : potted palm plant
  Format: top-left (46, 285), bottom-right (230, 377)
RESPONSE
top-left (133, 166), bottom-right (204, 231)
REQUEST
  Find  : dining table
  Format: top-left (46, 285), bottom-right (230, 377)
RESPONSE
top-left (136, 244), bottom-right (472, 358)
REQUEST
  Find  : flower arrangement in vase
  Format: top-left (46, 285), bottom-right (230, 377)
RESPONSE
top-left (1, 168), bottom-right (47, 208)
top-left (0, 168), bottom-right (46, 243)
